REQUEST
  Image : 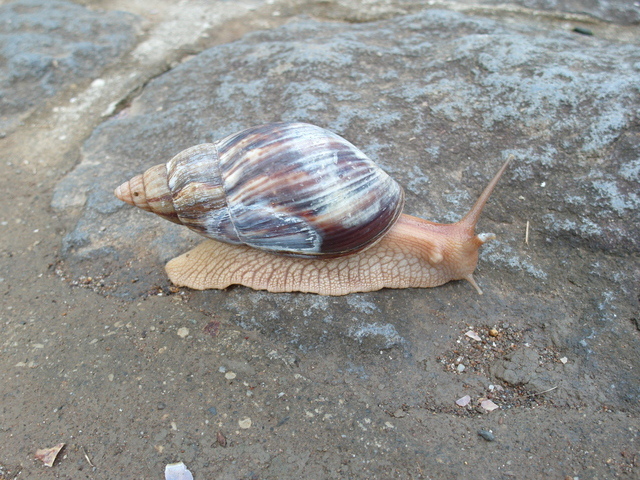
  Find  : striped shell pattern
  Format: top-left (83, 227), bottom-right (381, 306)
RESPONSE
top-left (117, 122), bottom-right (405, 258)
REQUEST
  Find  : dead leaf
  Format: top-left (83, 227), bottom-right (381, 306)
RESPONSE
top-left (35, 443), bottom-right (64, 467)
top-left (217, 430), bottom-right (227, 447)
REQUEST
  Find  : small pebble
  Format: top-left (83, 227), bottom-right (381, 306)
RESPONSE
top-left (225, 371), bottom-right (236, 380)
top-left (457, 364), bottom-right (465, 373)
top-left (480, 399), bottom-right (499, 411)
top-left (203, 320), bottom-right (221, 337)
top-left (465, 330), bottom-right (481, 341)
top-left (478, 429), bottom-right (495, 441)
top-left (165, 462), bottom-right (193, 480)
top-left (208, 407), bottom-right (217, 416)
top-left (573, 26), bottom-right (593, 36)
top-left (177, 327), bottom-right (189, 338)
top-left (489, 328), bottom-right (499, 337)
top-left (238, 417), bottom-right (252, 429)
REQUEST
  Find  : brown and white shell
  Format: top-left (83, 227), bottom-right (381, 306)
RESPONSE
top-left (115, 122), bottom-right (405, 258)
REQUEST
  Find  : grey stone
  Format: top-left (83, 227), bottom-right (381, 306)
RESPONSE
top-left (507, 0), bottom-right (640, 25)
top-left (490, 347), bottom-right (539, 386)
top-left (478, 429), bottom-right (496, 441)
top-left (53, 9), bottom-right (640, 408)
top-left (526, 372), bottom-right (557, 394)
top-left (347, 323), bottom-right (406, 350)
top-left (0, 0), bottom-right (140, 131)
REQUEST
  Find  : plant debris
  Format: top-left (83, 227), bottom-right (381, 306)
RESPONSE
top-left (35, 443), bottom-right (64, 467)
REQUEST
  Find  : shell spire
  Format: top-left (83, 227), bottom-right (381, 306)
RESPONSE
top-left (114, 164), bottom-right (181, 224)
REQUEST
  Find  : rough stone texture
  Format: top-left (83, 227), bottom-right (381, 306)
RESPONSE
top-left (54, 7), bottom-right (640, 416)
top-left (1, 2), bottom-right (638, 478)
top-left (0, 0), bottom-right (140, 132)
top-left (511, 0), bottom-right (640, 24)
top-left (285, 0), bottom-right (640, 27)
top-left (490, 347), bottom-right (540, 386)
top-left (473, 0), bottom-right (640, 24)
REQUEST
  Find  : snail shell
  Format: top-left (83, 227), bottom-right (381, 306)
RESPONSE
top-left (115, 122), bottom-right (405, 258)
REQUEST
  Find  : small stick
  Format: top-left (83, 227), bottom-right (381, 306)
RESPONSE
top-left (525, 220), bottom-right (530, 245)
top-left (82, 446), bottom-right (95, 467)
top-left (524, 386), bottom-right (557, 397)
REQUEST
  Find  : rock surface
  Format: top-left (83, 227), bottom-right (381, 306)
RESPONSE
top-left (0, 0), bottom-right (140, 132)
top-left (1, 1), bottom-right (639, 479)
top-left (491, 347), bottom-right (540, 386)
top-left (511, 0), bottom-right (640, 24)
top-left (56, 5), bottom-right (640, 402)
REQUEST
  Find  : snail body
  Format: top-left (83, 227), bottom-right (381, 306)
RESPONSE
top-left (115, 122), bottom-right (509, 295)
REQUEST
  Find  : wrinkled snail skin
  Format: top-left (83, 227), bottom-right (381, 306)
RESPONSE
top-left (163, 214), bottom-right (491, 295)
top-left (115, 122), bottom-right (510, 296)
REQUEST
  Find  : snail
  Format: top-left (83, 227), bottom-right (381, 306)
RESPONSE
top-left (114, 122), bottom-right (510, 296)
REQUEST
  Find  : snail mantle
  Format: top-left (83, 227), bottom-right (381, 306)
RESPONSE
top-left (114, 122), bottom-right (510, 295)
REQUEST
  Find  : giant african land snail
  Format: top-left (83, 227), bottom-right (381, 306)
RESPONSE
top-left (115, 122), bottom-right (510, 295)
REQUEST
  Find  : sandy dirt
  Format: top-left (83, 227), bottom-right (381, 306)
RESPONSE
top-left (0, 1), bottom-right (638, 479)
